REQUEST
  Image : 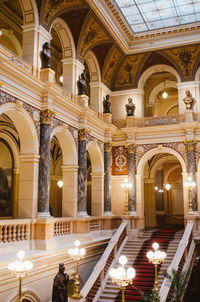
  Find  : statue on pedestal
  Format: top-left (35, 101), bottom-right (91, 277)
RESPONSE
top-left (103, 95), bottom-right (111, 114)
top-left (183, 90), bottom-right (195, 110)
top-left (52, 264), bottom-right (69, 302)
top-left (40, 42), bottom-right (51, 69)
top-left (125, 98), bottom-right (136, 117)
top-left (77, 72), bottom-right (87, 95)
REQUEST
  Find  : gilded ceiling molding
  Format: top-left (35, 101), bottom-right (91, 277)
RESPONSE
top-left (42, 0), bottom-right (83, 27)
top-left (102, 46), bottom-right (122, 87)
top-left (162, 45), bottom-right (200, 79)
top-left (78, 14), bottom-right (110, 59)
top-left (114, 54), bottom-right (145, 89)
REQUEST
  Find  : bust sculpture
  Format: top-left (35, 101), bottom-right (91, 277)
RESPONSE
top-left (77, 72), bottom-right (87, 95)
top-left (52, 263), bottom-right (69, 302)
top-left (40, 42), bottom-right (51, 69)
top-left (103, 95), bottom-right (111, 114)
top-left (183, 90), bottom-right (195, 110)
top-left (125, 98), bottom-right (136, 117)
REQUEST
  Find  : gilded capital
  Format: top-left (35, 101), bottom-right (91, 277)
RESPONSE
top-left (79, 128), bottom-right (87, 141)
top-left (104, 142), bottom-right (112, 152)
top-left (126, 143), bottom-right (136, 154)
top-left (184, 139), bottom-right (196, 151)
top-left (40, 109), bottom-right (54, 125)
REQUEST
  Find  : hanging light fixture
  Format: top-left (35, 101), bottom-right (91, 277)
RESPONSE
top-left (162, 75), bottom-right (168, 99)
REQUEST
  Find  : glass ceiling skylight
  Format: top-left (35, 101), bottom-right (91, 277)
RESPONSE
top-left (114, 0), bottom-right (200, 34)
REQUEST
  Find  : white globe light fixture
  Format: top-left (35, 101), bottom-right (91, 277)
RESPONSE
top-left (57, 180), bottom-right (63, 188)
top-left (162, 91), bottom-right (168, 99)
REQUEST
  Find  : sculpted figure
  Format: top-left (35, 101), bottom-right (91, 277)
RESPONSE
top-left (103, 95), bottom-right (111, 114)
top-left (125, 98), bottom-right (136, 117)
top-left (183, 90), bottom-right (195, 110)
top-left (52, 263), bottom-right (69, 302)
top-left (40, 42), bottom-right (51, 69)
top-left (77, 72), bottom-right (87, 95)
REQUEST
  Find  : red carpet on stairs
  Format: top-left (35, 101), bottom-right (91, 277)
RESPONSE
top-left (114, 228), bottom-right (181, 301)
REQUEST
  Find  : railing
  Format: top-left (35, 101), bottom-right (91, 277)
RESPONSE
top-left (0, 219), bottom-right (31, 243)
top-left (159, 220), bottom-right (195, 302)
top-left (81, 220), bottom-right (128, 302)
top-left (54, 221), bottom-right (72, 236)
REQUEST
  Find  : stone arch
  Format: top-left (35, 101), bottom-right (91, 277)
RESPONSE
top-left (138, 64), bottom-right (181, 90)
top-left (51, 18), bottom-right (75, 59)
top-left (166, 105), bottom-right (179, 115)
top-left (50, 125), bottom-right (77, 217)
top-left (0, 102), bottom-right (39, 218)
top-left (164, 164), bottom-right (182, 184)
top-left (84, 50), bottom-right (101, 83)
top-left (149, 154), bottom-right (178, 180)
top-left (87, 140), bottom-right (104, 216)
top-left (0, 29), bottom-right (22, 57)
top-left (19, 0), bottom-right (39, 25)
top-left (0, 132), bottom-right (20, 170)
top-left (148, 80), bottom-right (177, 105)
top-left (195, 66), bottom-right (200, 81)
top-left (10, 289), bottom-right (40, 302)
top-left (136, 146), bottom-right (187, 229)
top-left (0, 103), bottom-right (39, 155)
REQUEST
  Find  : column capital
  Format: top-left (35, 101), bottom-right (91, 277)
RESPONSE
top-left (40, 109), bottom-right (54, 125)
top-left (184, 139), bottom-right (196, 151)
top-left (78, 128), bottom-right (88, 141)
top-left (104, 142), bottom-right (112, 152)
top-left (126, 143), bottom-right (136, 154)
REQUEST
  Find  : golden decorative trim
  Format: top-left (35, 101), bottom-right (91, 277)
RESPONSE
top-left (104, 142), bottom-right (112, 152)
top-left (40, 109), bottom-right (54, 125)
top-left (79, 128), bottom-right (87, 141)
top-left (126, 143), bottom-right (136, 154)
top-left (184, 139), bottom-right (196, 151)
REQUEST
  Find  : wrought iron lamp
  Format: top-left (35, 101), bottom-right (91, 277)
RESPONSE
top-left (121, 179), bottom-right (132, 215)
top-left (184, 175), bottom-right (196, 214)
top-left (109, 255), bottom-right (136, 302)
top-left (8, 250), bottom-right (33, 302)
top-left (147, 242), bottom-right (166, 301)
top-left (68, 240), bottom-right (86, 299)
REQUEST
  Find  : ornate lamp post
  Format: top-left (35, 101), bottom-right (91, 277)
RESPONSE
top-left (109, 255), bottom-right (136, 302)
top-left (68, 240), bottom-right (86, 299)
top-left (8, 250), bottom-right (33, 302)
top-left (121, 179), bottom-right (132, 215)
top-left (165, 184), bottom-right (171, 224)
top-left (184, 175), bottom-right (196, 214)
top-left (147, 242), bottom-right (166, 301)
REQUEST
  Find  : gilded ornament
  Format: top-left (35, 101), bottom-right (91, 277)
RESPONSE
top-left (104, 142), bottom-right (112, 152)
top-left (103, 47), bottom-right (122, 87)
top-left (137, 146), bottom-right (144, 156)
top-left (40, 109), bottom-right (54, 125)
top-left (79, 15), bottom-right (110, 58)
top-left (126, 144), bottom-right (136, 154)
top-left (78, 128), bottom-right (87, 141)
top-left (184, 139), bottom-right (196, 151)
top-left (177, 143), bottom-right (186, 153)
top-left (115, 54), bottom-right (145, 88)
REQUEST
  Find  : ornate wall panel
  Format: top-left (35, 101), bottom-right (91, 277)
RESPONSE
top-left (112, 146), bottom-right (128, 175)
top-left (103, 46), bottom-right (123, 87)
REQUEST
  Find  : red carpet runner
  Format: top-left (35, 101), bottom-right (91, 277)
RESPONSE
top-left (115, 228), bottom-right (180, 301)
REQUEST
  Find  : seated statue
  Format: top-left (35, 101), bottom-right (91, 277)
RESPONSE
top-left (77, 72), bottom-right (87, 95)
top-left (52, 264), bottom-right (69, 302)
top-left (103, 95), bottom-right (111, 114)
top-left (125, 98), bottom-right (136, 117)
top-left (183, 90), bottom-right (195, 110)
top-left (40, 42), bottom-right (51, 69)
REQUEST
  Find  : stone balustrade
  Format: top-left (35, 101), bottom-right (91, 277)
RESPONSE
top-left (0, 219), bottom-right (31, 243)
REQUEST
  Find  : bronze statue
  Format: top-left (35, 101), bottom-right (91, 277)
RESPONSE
top-left (77, 72), bottom-right (87, 95)
top-left (52, 263), bottom-right (69, 302)
top-left (103, 95), bottom-right (111, 114)
top-left (125, 98), bottom-right (136, 117)
top-left (40, 42), bottom-right (51, 69)
top-left (183, 90), bottom-right (195, 110)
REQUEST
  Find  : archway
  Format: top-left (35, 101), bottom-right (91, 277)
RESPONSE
top-left (50, 126), bottom-right (77, 217)
top-left (0, 103), bottom-right (39, 218)
top-left (136, 146), bottom-right (186, 229)
top-left (87, 141), bottom-right (104, 216)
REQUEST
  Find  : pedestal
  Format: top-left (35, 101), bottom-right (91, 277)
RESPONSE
top-left (77, 95), bottom-right (89, 107)
top-left (40, 68), bottom-right (55, 82)
top-left (185, 110), bottom-right (194, 122)
top-left (103, 113), bottom-right (112, 124)
top-left (126, 116), bottom-right (135, 127)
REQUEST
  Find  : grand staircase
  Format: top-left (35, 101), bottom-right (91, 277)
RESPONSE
top-left (97, 228), bottom-right (183, 302)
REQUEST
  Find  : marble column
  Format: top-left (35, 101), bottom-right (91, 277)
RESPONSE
top-left (126, 144), bottom-right (136, 213)
top-left (184, 139), bottom-right (197, 211)
top-left (104, 142), bottom-right (112, 215)
top-left (37, 109), bottom-right (53, 217)
top-left (77, 129), bottom-right (88, 216)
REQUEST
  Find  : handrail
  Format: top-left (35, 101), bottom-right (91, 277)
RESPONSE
top-left (159, 220), bottom-right (194, 302)
top-left (81, 220), bottom-right (128, 301)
